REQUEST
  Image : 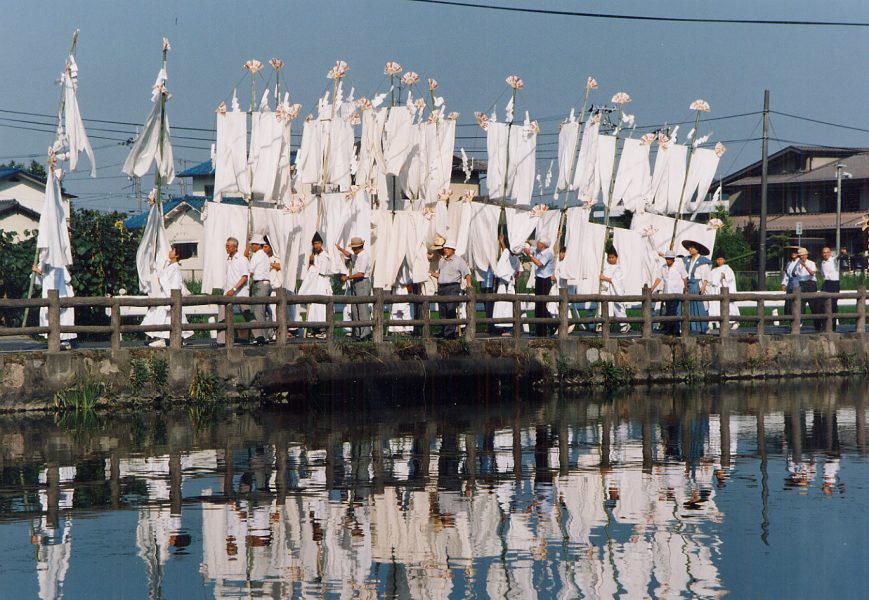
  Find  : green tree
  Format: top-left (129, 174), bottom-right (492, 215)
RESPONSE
top-left (710, 206), bottom-right (752, 271)
top-left (0, 160), bottom-right (46, 180)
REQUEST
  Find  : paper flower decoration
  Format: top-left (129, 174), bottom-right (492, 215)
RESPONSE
top-left (350, 112), bottom-right (361, 126)
top-left (446, 111), bottom-right (460, 121)
top-left (215, 101), bottom-right (227, 115)
top-left (715, 141), bottom-right (727, 157)
top-left (384, 61), bottom-right (402, 76)
top-left (414, 98), bottom-right (426, 111)
top-left (327, 60), bottom-right (349, 80)
top-left (364, 183), bottom-right (378, 196)
top-left (530, 204), bottom-right (549, 218)
top-left (244, 59), bottom-right (263, 74)
top-left (355, 97), bottom-right (373, 111)
top-left (506, 75), bottom-right (524, 90)
top-left (162, 38), bottom-right (171, 52)
top-left (640, 132), bottom-right (657, 145)
top-left (428, 110), bottom-right (442, 124)
top-left (611, 92), bottom-right (631, 104)
top-left (707, 218), bottom-right (724, 230)
top-left (437, 188), bottom-right (453, 202)
top-left (586, 76), bottom-right (598, 90)
top-left (344, 184), bottom-right (361, 201)
top-left (269, 58), bottom-right (284, 70)
top-left (428, 78), bottom-right (438, 91)
top-left (461, 189), bottom-right (475, 203)
top-left (423, 207), bottom-right (435, 221)
top-left (657, 132), bottom-right (671, 148)
top-left (475, 111), bottom-right (489, 130)
top-left (641, 225), bottom-right (659, 238)
top-left (689, 99), bottom-right (711, 112)
top-left (401, 71), bottom-right (420, 86)
top-left (527, 120), bottom-right (540, 135)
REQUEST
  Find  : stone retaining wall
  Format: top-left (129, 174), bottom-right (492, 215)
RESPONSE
top-left (1, 333), bottom-right (867, 411)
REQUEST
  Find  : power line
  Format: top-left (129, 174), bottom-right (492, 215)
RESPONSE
top-left (770, 110), bottom-right (869, 136)
top-left (406, 0), bottom-right (869, 28)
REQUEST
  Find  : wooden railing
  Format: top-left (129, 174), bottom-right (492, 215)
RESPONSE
top-left (1, 286), bottom-right (866, 351)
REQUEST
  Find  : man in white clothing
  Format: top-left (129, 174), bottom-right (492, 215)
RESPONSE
top-left (298, 232), bottom-right (333, 339)
top-left (217, 237), bottom-right (251, 345)
top-left (650, 250), bottom-right (687, 335)
top-left (704, 252), bottom-right (739, 331)
top-left (248, 234), bottom-right (273, 345)
top-left (600, 248), bottom-right (630, 333)
top-left (820, 246), bottom-right (839, 328)
top-left (336, 237), bottom-right (373, 340)
top-left (793, 247), bottom-right (822, 330)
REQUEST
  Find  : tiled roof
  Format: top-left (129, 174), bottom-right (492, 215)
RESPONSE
top-left (123, 195), bottom-right (247, 229)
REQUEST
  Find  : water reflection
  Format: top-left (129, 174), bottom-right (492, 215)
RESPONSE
top-left (1, 379), bottom-right (867, 598)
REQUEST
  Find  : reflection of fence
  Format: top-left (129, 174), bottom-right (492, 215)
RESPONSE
top-left (1, 286), bottom-right (866, 351)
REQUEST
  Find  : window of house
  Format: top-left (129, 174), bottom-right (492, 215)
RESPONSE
top-left (173, 242), bottom-right (198, 260)
top-left (204, 185), bottom-right (214, 197)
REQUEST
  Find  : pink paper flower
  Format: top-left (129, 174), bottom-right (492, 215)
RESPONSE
top-left (162, 38), bottom-right (171, 52)
top-left (475, 111), bottom-right (489, 130)
top-left (215, 101), bottom-right (227, 115)
top-left (244, 59), bottom-right (263, 74)
top-left (641, 225), bottom-right (658, 238)
top-left (586, 76), bottom-right (598, 90)
top-left (344, 184), bottom-right (361, 201)
top-left (715, 141), bottom-right (727, 157)
top-left (640, 132), bottom-right (657, 145)
top-left (689, 99), bottom-right (711, 112)
top-left (401, 71), bottom-right (420, 86)
top-left (506, 75), bottom-right (524, 90)
top-left (707, 218), bottom-right (724, 230)
top-left (428, 78), bottom-right (438, 91)
top-left (461, 189), bottom-right (475, 203)
top-left (527, 120), bottom-right (540, 135)
top-left (355, 97), bottom-right (373, 111)
top-left (414, 98), bottom-right (426, 111)
top-left (530, 204), bottom-right (549, 218)
top-left (611, 92), bottom-right (631, 104)
top-left (350, 112), bottom-right (361, 126)
top-left (269, 58), bottom-right (284, 70)
top-left (446, 111), bottom-right (460, 121)
top-left (423, 207), bottom-right (435, 221)
top-left (364, 183), bottom-right (378, 196)
top-left (384, 61), bottom-right (402, 76)
top-left (437, 188), bottom-right (453, 202)
top-left (327, 60), bottom-right (349, 80)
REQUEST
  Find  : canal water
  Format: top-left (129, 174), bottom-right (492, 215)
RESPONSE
top-left (0, 379), bottom-right (867, 599)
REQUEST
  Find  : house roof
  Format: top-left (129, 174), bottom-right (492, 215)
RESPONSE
top-left (731, 211), bottom-right (867, 232)
top-left (0, 198), bottom-right (40, 220)
top-left (0, 167), bottom-right (76, 198)
top-left (721, 145), bottom-right (869, 187)
top-left (123, 195), bottom-right (247, 229)
top-left (727, 152), bottom-right (869, 187)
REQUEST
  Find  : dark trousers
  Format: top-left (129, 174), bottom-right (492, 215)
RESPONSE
top-left (534, 277), bottom-right (553, 337)
top-left (437, 282), bottom-right (461, 339)
top-left (663, 300), bottom-right (681, 335)
top-left (407, 283), bottom-right (422, 336)
top-left (481, 286), bottom-right (495, 334)
top-left (783, 285), bottom-right (798, 316)
top-left (799, 280), bottom-right (823, 330)
top-left (822, 279), bottom-right (840, 328)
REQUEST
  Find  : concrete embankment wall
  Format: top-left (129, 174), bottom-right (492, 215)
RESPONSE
top-left (1, 333), bottom-right (867, 411)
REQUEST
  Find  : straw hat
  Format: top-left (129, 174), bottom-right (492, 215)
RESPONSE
top-left (681, 239), bottom-right (710, 256)
top-left (430, 235), bottom-right (446, 250)
top-left (797, 247), bottom-right (809, 256)
top-left (349, 237), bottom-right (365, 248)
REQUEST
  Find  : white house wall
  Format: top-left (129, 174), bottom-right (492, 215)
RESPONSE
top-left (0, 212), bottom-right (39, 239)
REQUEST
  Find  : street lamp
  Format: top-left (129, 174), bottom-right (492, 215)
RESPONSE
top-left (835, 163), bottom-right (853, 254)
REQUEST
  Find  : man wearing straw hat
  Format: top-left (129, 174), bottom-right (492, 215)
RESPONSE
top-left (780, 247), bottom-right (800, 317)
top-left (248, 233), bottom-right (272, 345)
top-left (336, 237), bottom-right (373, 340)
top-left (793, 247), bottom-right (823, 330)
top-left (650, 250), bottom-right (687, 335)
top-left (431, 239), bottom-right (470, 340)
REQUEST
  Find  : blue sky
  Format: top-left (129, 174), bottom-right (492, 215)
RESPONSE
top-left (1, 0), bottom-right (868, 212)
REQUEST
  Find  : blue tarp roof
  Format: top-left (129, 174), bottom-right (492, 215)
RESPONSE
top-left (123, 195), bottom-right (247, 229)
top-left (0, 167), bottom-right (46, 184)
top-left (177, 160), bottom-right (214, 177)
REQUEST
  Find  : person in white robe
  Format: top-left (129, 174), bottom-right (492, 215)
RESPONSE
top-left (32, 262), bottom-right (77, 349)
top-left (704, 252), bottom-right (740, 330)
top-left (599, 248), bottom-right (631, 334)
top-left (140, 245), bottom-right (191, 347)
top-left (297, 233), bottom-right (333, 338)
top-left (554, 247), bottom-right (582, 332)
top-left (492, 236), bottom-right (522, 336)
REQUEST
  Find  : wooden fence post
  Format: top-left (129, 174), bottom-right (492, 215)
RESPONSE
top-left (225, 301), bottom-right (235, 348)
top-left (110, 298), bottom-right (121, 351)
top-left (512, 296), bottom-right (522, 342)
top-left (824, 296), bottom-right (834, 333)
top-left (373, 289), bottom-right (384, 343)
top-left (275, 287), bottom-right (287, 346)
top-left (681, 296), bottom-right (690, 339)
top-left (601, 299), bottom-right (610, 341)
top-left (790, 289), bottom-right (801, 335)
top-left (326, 298), bottom-right (336, 346)
top-left (641, 285), bottom-right (652, 339)
top-left (465, 287), bottom-right (477, 342)
top-left (169, 289), bottom-right (182, 349)
top-left (757, 298), bottom-right (766, 337)
top-left (422, 298), bottom-right (431, 339)
top-left (558, 287), bottom-right (568, 340)
top-left (857, 286), bottom-right (866, 333)
top-left (720, 288), bottom-right (730, 338)
top-left (47, 289), bottom-right (60, 352)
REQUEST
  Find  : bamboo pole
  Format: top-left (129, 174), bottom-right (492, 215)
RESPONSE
top-left (668, 106), bottom-right (706, 250)
top-left (22, 30), bottom-right (79, 329)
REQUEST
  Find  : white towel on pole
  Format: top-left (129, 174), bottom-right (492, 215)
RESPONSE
top-left (684, 148), bottom-right (720, 217)
top-left (572, 118), bottom-right (601, 202)
top-left (212, 111), bottom-right (249, 201)
top-left (555, 120), bottom-right (579, 194)
top-left (596, 134), bottom-right (617, 207)
top-left (61, 59), bottom-right (95, 177)
top-left (295, 119), bottom-right (323, 186)
top-left (612, 138), bottom-right (652, 213)
top-left (612, 227), bottom-right (651, 295)
top-left (651, 143), bottom-right (688, 214)
top-left (249, 111), bottom-right (285, 201)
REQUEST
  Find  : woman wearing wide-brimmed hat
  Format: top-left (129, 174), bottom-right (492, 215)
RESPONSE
top-left (682, 240), bottom-right (712, 333)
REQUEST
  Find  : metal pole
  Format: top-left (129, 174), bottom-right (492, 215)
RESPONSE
top-left (835, 163), bottom-right (843, 253)
top-left (758, 90), bottom-right (770, 290)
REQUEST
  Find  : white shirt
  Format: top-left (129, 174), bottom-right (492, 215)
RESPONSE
top-left (249, 248), bottom-right (271, 282)
top-left (793, 259), bottom-right (817, 282)
top-left (351, 249), bottom-right (372, 278)
top-left (602, 262), bottom-right (625, 296)
top-left (267, 255), bottom-right (283, 288)
top-left (659, 260), bottom-right (687, 294)
top-left (705, 264), bottom-right (737, 292)
top-left (821, 257), bottom-right (839, 282)
top-left (781, 259), bottom-right (800, 288)
top-left (224, 253), bottom-right (250, 296)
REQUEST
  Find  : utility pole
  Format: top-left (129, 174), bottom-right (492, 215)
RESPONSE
top-left (135, 176), bottom-right (142, 213)
top-left (758, 90), bottom-right (770, 290)
top-left (835, 162), bottom-right (844, 253)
